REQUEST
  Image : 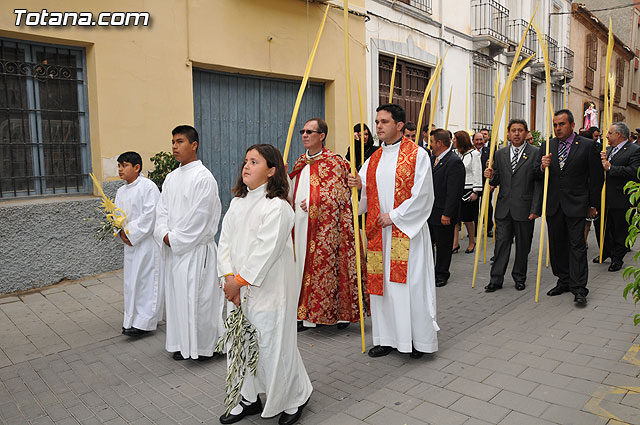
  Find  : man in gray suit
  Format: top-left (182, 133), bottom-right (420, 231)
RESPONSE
top-left (483, 119), bottom-right (542, 292)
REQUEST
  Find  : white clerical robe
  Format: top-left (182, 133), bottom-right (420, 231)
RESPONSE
top-left (154, 160), bottom-right (224, 359)
top-left (115, 175), bottom-right (164, 331)
top-left (288, 152), bottom-right (315, 286)
top-left (358, 142), bottom-right (439, 353)
top-left (218, 184), bottom-right (313, 418)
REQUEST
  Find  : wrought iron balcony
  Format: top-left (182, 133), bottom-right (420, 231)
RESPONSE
top-left (507, 19), bottom-right (536, 58)
top-left (561, 47), bottom-right (574, 79)
top-left (472, 0), bottom-right (509, 55)
top-left (532, 34), bottom-right (559, 71)
top-left (397, 0), bottom-right (432, 14)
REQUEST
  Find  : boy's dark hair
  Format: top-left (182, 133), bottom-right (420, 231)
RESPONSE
top-left (588, 126), bottom-right (600, 133)
top-left (507, 118), bottom-right (529, 132)
top-left (480, 127), bottom-right (490, 133)
top-left (117, 151), bottom-right (143, 172)
top-left (429, 128), bottom-right (451, 147)
top-left (232, 144), bottom-right (289, 200)
top-left (172, 125), bottom-right (199, 151)
top-left (422, 124), bottom-right (430, 133)
top-left (376, 103), bottom-right (406, 124)
top-left (402, 121), bottom-right (417, 132)
top-left (554, 109), bottom-right (575, 124)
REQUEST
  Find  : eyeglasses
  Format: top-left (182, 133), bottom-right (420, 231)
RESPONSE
top-left (299, 129), bottom-right (322, 135)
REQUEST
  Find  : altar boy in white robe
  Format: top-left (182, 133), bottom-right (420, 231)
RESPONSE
top-left (348, 103), bottom-right (438, 359)
top-left (218, 144), bottom-right (312, 425)
top-left (114, 151), bottom-right (163, 337)
top-left (154, 125), bottom-right (224, 361)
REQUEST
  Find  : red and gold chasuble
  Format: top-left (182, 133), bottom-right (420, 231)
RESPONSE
top-left (366, 141), bottom-right (418, 296)
top-left (289, 149), bottom-right (368, 324)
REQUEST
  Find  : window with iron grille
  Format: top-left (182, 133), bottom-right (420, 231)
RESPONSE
top-left (585, 34), bottom-right (597, 90)
top-left (397, 0), bottom-right (432, 14)
top-left (615, 57), bottom-right (624, 104)
top-left (552, 85), bottom-right (563, 112)
top-left (0, 38), bottom-right (89, 198)
top-left (509, 76), bottom-right (526, 121)
top-left (472, 55), bottom-right (495, 130)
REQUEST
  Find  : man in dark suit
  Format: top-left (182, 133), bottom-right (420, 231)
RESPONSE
top-left (428, 129), bottom-right (465, 287)
top-left (594, 122), bottom-right (640, 271)
top-left (535, 109), bottom-right (604, 306)
top-left (483, 119), bottom-right (542, 292)
top-left (474, 132), bottom-right (494, 237)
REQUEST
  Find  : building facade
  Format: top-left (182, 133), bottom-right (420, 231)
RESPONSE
top-left (0, 0), bottom-right (367, 293)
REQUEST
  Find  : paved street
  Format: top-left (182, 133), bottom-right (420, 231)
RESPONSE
top-left (1, 229), bottom-right (640, 425)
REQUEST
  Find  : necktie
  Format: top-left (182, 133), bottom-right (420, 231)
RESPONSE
top-left (434, 156), bottom-right (439, 167)
top-left (558, 140), bottom-right (569, 170)
top-left (608, 146), bottom-right (620, 160)
top-left (511, 147), bottom-right (520, 172)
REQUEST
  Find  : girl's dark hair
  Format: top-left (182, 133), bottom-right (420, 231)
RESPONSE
top-left (232, 144), bottom-right (289, 200)
top-left (454, 130), bottom-right (473, 153)
top-left (353, 123), bottom-right (373, 146)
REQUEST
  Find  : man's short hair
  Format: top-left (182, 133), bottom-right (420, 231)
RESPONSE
top-left (422, 124), bottom-right (430, 133)
top-left (402, 121), bottom-right (417, 132)
top-left (554, 109), bottom-right (575, 124)
top-left (430, 128), bottom-right (451, 147)
top-left (376, 103), bottom-right (406, 124)
top-left (172, 125), bottom-right (199, 143)
top-left (480, 128), bottom-right (490, 133)
top-left (611, 122), bottom-right (630, 140)
top-left (117, 151), bottom-right (143, 172)
top-left (507, 118), bottom-right (529, 132)
top-left (588, 126), bottom-right (600, 133)
top-left (305, 118), bottom-right (328, 138)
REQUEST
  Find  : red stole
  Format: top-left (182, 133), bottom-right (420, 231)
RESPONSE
top-left (366, 141), bottom-right (418, 296)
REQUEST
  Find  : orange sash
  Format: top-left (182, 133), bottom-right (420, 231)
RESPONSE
top-left (365, 141), bottom-right (418, 296)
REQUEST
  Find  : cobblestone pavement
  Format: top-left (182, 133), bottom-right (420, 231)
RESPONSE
top-left (1, 230), bottom-right (640, 425)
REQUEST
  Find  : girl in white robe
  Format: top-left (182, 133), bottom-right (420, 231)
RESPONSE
top-left (217, 144), bottom-right (312, 425)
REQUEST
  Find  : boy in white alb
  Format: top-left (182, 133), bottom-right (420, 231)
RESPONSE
top-left (154, 125), bottom-right (224, 360)
top-left (115, 151), bottom-right (163, 337)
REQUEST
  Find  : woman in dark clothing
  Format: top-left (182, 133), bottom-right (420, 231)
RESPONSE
top-left (346, 123), bottom-right (378, 170)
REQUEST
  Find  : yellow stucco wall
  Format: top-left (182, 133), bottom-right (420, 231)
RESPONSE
top-left (0, 0), bottom-right (366, 183)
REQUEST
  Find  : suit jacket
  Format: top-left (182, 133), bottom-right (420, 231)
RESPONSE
top-left (490, 143), bottom-right (542, 221)
top-left (534, 133), bottom-right (604, 217)
top-left (428, 149), bottom-right (465, 225)
top-left (605, 141), bottom-right (640, 209)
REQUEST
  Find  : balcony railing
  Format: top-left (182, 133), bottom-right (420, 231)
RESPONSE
top-left (534, 35), bottom-right (559, 69)
top-left (472, 0), bottom-right (509, 45)
top-left (397, 0), bottom-right (432, 14)
top-left (507, 19), bottom-right (536, 57)
top-left (561, 47), bottom-right (574, 78)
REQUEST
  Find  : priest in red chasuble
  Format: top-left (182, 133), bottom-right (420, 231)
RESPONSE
top-left (289, 118), bottom-right (366, 331)
top-left (348, 104), bottom-right (438, 359)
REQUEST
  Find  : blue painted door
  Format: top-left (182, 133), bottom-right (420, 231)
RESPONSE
top-left (193, 69), bottom-right (325, 234)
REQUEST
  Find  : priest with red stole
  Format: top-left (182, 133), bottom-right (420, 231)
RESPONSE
top-left (348, 104), bottom-right (438, 359)
top-left (289, 118), bottom-right (365, 331)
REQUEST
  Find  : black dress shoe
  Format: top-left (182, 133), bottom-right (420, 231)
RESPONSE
top-left (515, 282), bottom-right (526, 291)
top-left (122, 327), bottom-right (151, 338)
top-left (546, 286), bottom-right (568, 296)
top-left (487, 230), bottom-right (493, 237)
top-left (593, 255), bottom-right (609, 264)
top-left (574, 294), bottom-right (587, 306)
top-left (608, 261), bottom-right (623, 272)
top-left (278, 397), bottom-right (309, 425)
top-left (336, 322), bottom-right (350, 330)
top-left (220, 397), bottom-right (263, 424)
top-left (368, 345), bottom-right (393, 358)
top-left (484, 283), bottom-right (502, 293)
top-left (409, 347), bottom-right (424, 359)
top-left (435, 279), bottom-right (448, 287)
top-left (172, 352), bottom-right (188, 361)
top-left (297, 322), bottom-right (309, 332)
top-left (195, 353), bottom-right (219, 362)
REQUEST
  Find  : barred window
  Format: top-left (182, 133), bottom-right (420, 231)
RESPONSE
top-left (473, 55), bottom-right (495, 131)
top-left (509, 76), bottom-right (526, 121)
top-left (552, 85), bottom-right (563, 112)
top-left (585, 34), bottom-right (597, 90)
top-left (615, 57), bottom-right (625, 104)
top-left (0, 38), bottom-right (89, 198)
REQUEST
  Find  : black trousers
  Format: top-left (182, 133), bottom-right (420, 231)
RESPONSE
top-left (489, 213), bottom-right (535, 286)
top-left (594, 207), bottom-right (629, 263)
top-left (547, 210), bottom-right (589, 296)
top-left (475, 191), bottom-right (494, 233)
top-left (429, 223), bottom-right (455, 281)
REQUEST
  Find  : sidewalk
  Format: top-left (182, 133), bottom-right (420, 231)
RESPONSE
top-left (1, 231), bottom-right (639, 425)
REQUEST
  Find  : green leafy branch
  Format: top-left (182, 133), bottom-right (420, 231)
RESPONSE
top-left (622, 176), bottom-right (640, 325)
top-left (148, 152), bottom-right (179, 191)
top-left (215, 306), bottom-right (259, 414)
